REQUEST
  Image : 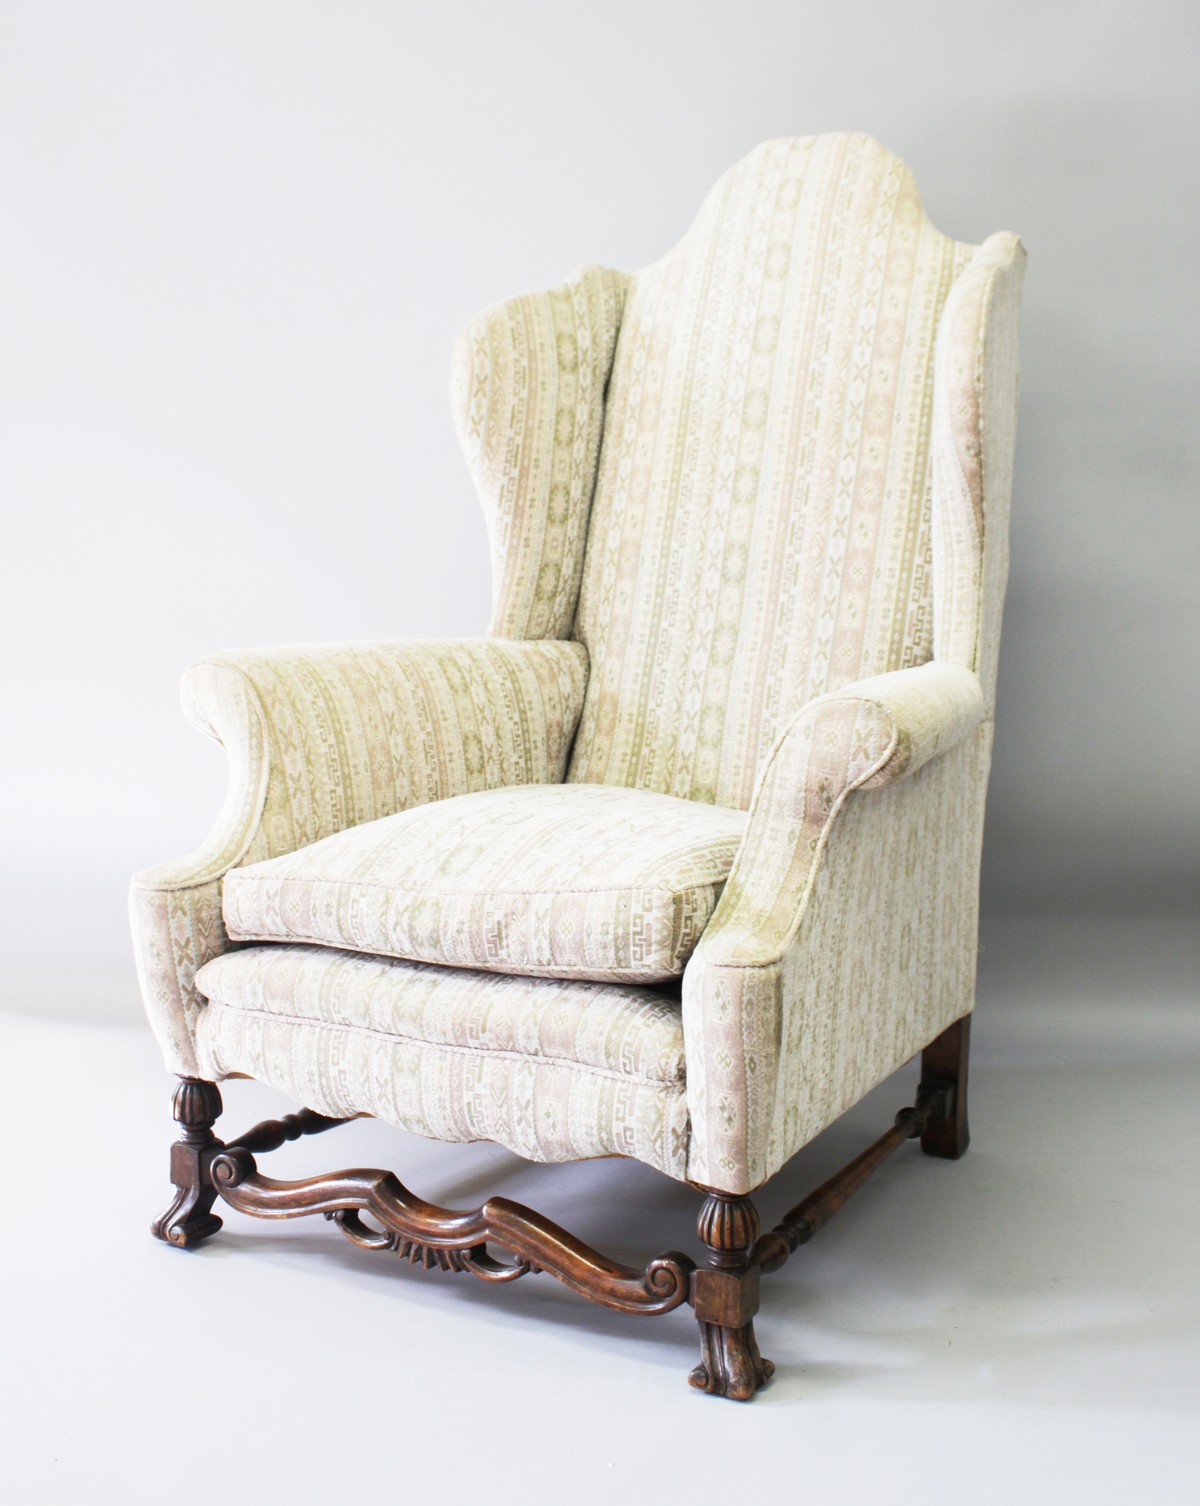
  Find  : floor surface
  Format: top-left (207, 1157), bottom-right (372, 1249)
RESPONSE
top-left (2, 915), bottom-right (1197, 1505)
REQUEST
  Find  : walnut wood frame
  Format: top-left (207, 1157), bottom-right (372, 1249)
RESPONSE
top-left (152, 1015), bottom-right (971, 1400)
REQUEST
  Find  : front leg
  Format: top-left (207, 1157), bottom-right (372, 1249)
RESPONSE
top-left (151, 1077), bottom-right (224, 1248)
top-left (688, 1192), bottom-right (774, 1400)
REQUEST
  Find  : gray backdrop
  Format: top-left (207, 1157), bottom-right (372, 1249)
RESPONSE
top-left (1, 0), bottom-right (1195, 1019)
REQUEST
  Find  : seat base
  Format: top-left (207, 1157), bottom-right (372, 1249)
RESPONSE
top-left (193, 945), bottom-right (691, 1180)
top-left (152, 1018), bottom-right (971, 1400)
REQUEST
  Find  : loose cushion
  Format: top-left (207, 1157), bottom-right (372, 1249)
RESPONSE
top-left (222, 784), bottom-right (747, 983)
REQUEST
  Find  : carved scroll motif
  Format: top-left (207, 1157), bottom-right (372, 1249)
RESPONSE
top-left (209, 1145), bottom-right (694, 1315)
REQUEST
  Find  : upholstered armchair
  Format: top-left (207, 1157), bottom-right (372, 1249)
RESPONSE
top-left (132, 134), bottom-right (1024, 1399)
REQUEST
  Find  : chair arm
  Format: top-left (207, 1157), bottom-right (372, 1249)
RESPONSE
top-left (682, 661), bottom-right (985, 1193)
top-left (130, 637), bottom-right (587, 1073)
top-left (452, 265), bottom-right (627, 640)
top-left (695, 661), bottom-right (983, 971)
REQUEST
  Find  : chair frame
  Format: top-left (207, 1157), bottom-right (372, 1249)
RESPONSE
top-left (152, 1015), bottom-right (970, 1400)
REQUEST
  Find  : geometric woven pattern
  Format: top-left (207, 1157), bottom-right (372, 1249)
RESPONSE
top-left (131, 135), bottom-right (1025, 1194)
top-left (452, 265), bottom-right (627, 641)
top-left (222, 784), bottom-right (747, 983)
top-left (195, 944), bottom-right (689, 1176)
top-left (569, 135), bottom-right (976, 808)
top-left (130, 637), bottom-right (587, 1074)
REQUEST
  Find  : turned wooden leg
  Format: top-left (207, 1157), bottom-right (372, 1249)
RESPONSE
top-left (151, 1077), bottom-right (225, 1248)
top-left (919, 1016), bottom-right (971, 1160)
top-left (688, 1193), bottom-right (774, 1401)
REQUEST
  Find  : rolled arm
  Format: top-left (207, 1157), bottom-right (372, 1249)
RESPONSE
top-left (683, 660), bottom-right (985, 1192)
top-left (696, 661), bottom-right (983, 969)
top-left (131, 637), bottom-right (588, 1073)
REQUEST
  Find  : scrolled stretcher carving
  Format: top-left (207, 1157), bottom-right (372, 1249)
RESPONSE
top-left (209, 1145), bottom-right (695, 1314)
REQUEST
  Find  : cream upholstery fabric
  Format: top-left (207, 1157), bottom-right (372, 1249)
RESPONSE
top-left (131, 134), bottom-right (1025, 1197)
top-left (568, 135), bottom-right (977, 808)
top-left (195, 946), bottom-right (688, 1176)
top-left (683, 232), bottom-right (1025, 1191)
top-left (692, 661), bottom-right (983, 967)
top-left (452, 265), bottom-right (627, 640)
top-left (130, 639), bottom-right (587, 1074)
top-left (223, 784), bottom-right (747, 983)
top-left (931, 232), bottom-right (1026, 702)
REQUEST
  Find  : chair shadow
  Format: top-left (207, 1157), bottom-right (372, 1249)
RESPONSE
top-left (184, 1042), bottom-right (1200, 1409)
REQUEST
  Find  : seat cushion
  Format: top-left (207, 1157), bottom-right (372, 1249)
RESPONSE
top-left (222, 784), bottom-right (747, 983)
top-left (194, 944), bottom-right (690, 1177)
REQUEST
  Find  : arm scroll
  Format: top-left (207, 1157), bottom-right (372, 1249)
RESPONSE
top-left (683, 660), bottom-right (986, 1192)
top-left (131, 637), bottom-right (587, 1074)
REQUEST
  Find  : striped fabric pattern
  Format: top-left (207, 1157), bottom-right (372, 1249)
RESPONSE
top-left (931, 232), bottom-right (1026, 702)
top-left (685, 732), bottom-right (994, 1192)
top-left (130, 136), bottom-right (1026, 1196)
top-left (568, 134), bottom-right (975, 808)
top-left (683, 236), bottom-right (1026, 1191)
top-left (691, 660), bottom-right (984, 969)
top-left (130, 638), bottom-right (588, 1074)
top-left (195, 945), bottom-right (689, 1176)
top-left (222, 783), bottom-right (747, 982)
top-left (452, 264), bottom-right (628, 640)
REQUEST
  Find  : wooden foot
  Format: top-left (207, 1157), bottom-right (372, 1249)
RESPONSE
top-left (692, 1318), bottom-right (775, 1402)
top-left (688, 1193), bottom-right (774, 1400)
top-left (151, 1077), bottom-right (224, 1248)
top-left (919, 1016), bottom-right (971, 1160)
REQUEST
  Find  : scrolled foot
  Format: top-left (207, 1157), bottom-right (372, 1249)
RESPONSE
top-left (689, 1320), bottom-right (775, 1400)
top-left (151, 1189), bottom-right (223, 1248)
top-left (151, 1076), bottom-right (224, 1249)
top-left (689, 1190), bottom-right (773, 1400)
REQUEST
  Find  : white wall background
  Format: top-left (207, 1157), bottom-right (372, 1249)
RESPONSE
top-left (1, 0), bottom-right (1196, 1020)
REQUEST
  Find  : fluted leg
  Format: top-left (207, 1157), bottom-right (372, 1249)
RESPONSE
top-left (919, 1016), bottom-right (971, 1160)
top-left (151, 1077), bottom-right (224, 1248)
top-left (688, 1192), bottom-right (774, 1400)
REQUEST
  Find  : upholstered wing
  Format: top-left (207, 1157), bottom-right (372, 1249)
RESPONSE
top-left (451, 264), bottom-right (627, 640)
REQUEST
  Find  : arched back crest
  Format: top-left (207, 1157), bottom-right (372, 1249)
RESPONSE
top-left (567, 134), bottom-right (978, 808)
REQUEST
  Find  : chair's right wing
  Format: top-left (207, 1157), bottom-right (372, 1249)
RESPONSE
top-left (452, 265), bottom-right (627, 641)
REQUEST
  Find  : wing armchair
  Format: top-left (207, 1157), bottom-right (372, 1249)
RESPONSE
top-left (132, 134), bottom-right (1025, 1399)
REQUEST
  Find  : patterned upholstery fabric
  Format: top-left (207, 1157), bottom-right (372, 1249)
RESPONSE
top-left (130, 134), bottom-right (1025, 1197)
top-left (683, 227), bottom-right (1026, 1191)
top-left (223, 784), bottom-right (747, 982)
top-left (692, 661), bottom-right (983, 966)
top-left (195, 945), bottom-right (689, 1176)
top-left (568, 134), bottom-right (977, 808)
top-left (130, 639), bottom-right (587, 1074)
top-left (452, 265), bottom-right (627, 640)
top-left (931, 232), bottom-right (1026, 703)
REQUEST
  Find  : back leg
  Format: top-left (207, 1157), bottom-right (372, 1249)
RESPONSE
top-left (919, 1016), bottom-right (971, 1159)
